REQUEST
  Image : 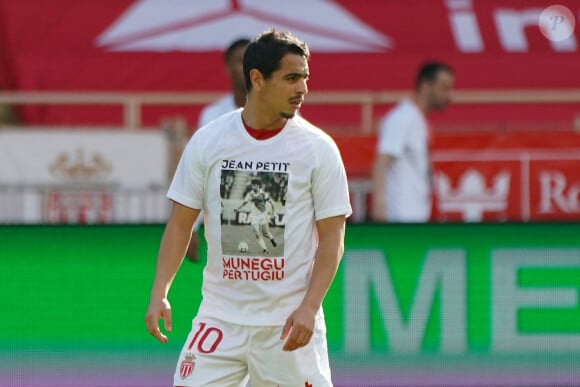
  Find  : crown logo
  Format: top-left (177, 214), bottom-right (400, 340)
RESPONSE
top-left (179, 352), bottom-right (196, 380)
top-left (436, 169), bottom-right (510, 221)
top-left (49, 148), bottom-right (112, 182)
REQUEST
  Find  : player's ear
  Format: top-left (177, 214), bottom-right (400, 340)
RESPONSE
top-left (249, 68), bottom-right (264, 90)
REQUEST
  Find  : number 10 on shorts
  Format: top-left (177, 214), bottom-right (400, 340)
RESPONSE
top-left (188, 322), bottom-right (224, 354)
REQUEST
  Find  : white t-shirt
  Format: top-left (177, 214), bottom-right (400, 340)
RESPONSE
top-left (193, 95), bottom-right (238, 231)
top-left (168, 110), bottom-right (352, 325)
top-left (376, 99), bottom-right (431, 222)
top-left (198, 94), bottom-right (237, 128)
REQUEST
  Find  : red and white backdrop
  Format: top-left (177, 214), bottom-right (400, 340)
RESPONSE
top-left (0, 0), bottom-right (579, 222)
top-left (0, 0), bottom-right (579, 125)
top-left (338, 132), bottom-right (580, 223)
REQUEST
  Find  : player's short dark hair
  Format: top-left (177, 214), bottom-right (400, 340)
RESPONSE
top-left (224, 38), bottom-right (250, 64)
top-left (243, 28), bottom-right (310, 92)
top-left (415, 61), bottom-right (453, 90)
top-left (251, 178), bottom-right (261, 185)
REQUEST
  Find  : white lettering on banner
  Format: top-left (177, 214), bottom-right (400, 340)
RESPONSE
top-left (492, 249), bottom-right (580, 352)
top-left (446, 0), bottom-right (484, 52)
top-left (495, 9), bottom-right (577, 52)
top-left (446, 0), bottom-right (578, 52)
top-left (343, 250), bottom-right (466, 353)
top-left (539, 171), bottom-right (580, 214)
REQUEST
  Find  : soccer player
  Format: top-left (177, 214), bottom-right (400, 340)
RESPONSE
top-left (145, 29), bottom-right (352, 387)
top-left (234, 177), bottom-right (278, 254)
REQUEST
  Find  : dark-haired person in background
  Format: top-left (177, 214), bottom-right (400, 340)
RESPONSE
top-left (186, 38), bottom-right (250, 262)
top-left (197, 38), bottom-right (250, 128)
top-left (371, 61), bottom-right (454, 222)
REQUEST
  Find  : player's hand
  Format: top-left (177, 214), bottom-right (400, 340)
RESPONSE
top-left (280, 305), bottom-right (316, 351)
top-left (144, 297), bottom-right (172, 344)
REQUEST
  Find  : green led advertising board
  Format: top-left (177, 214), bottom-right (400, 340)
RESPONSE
top-left (0, 223), bottom-right (578, 386)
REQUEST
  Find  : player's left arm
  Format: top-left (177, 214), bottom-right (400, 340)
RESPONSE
top-left (281, 215), bottom-right (346, 351)
top-left (266, 196), bottom-right (276, 216)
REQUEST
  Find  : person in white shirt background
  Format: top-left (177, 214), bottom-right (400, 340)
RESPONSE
top-left (371, 61), bottom-right (454, 223)
top-left (186, 38), bottom-right (250, 262)
top-left (197, 38), bottom-right (250, 128)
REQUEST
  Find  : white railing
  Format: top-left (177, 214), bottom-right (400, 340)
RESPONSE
top-left (1, 89), bottom-right (579, 132)
top-left (0, 184), bottom-right (169, 224)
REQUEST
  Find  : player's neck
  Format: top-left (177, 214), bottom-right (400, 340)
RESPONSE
top-left (412, 95), bottom-right (431, 116)
top-left (242, 119), bottom-right (283, 140)
top-left (241, 103), bottom-right (287, 131)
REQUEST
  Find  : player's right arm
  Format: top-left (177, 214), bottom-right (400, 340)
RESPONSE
top-left (234, 196), bottom-right (250, 212)
top-left (370, 153), bottom-right (393, 222)
top-left (145, 201), bottom-right (200, 343)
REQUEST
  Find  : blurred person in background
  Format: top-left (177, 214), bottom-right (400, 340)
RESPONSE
top-left (0, 104), bottom-right (18, 126)
top-left (186, 37), bottom-right (250, 262)
top-left (0, 84), bottom-right (19, 126)
top-left (371, 61), bottom-right (454, 222)
top-left (197, 38), bottom-right (250, 128)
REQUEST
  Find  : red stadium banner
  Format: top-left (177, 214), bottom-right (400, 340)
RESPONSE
top-left (529, 158), bottom-right (580, 220)
top-left (434, 158), bottom-right (522, 222)
top-left (0, 0), bottom-right (579, 126)
top-left (337, 132), bottom-right (580, 222)
top-left (432, 151), bottom-right (580, 222)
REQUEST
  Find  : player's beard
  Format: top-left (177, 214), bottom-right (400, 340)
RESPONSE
top-left (281, 111), bottom-right (296, 119)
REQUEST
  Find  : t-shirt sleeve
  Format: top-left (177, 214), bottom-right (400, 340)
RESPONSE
top-left (377, 108), bottom-right (408, 158)
top-left (311, 139), bottom-right (353, 220)
top-left (167, 135), bottom-right (204, 209)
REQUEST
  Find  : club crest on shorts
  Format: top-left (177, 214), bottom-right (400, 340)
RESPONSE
top-left (179, 353), bottom-right (196, 379)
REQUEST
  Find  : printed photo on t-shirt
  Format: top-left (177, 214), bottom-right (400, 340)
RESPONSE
top-left (220, 170), bottom-right (287, 257)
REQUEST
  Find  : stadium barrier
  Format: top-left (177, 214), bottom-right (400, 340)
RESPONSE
top-left (1, 89), bottom-right (580, 132)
